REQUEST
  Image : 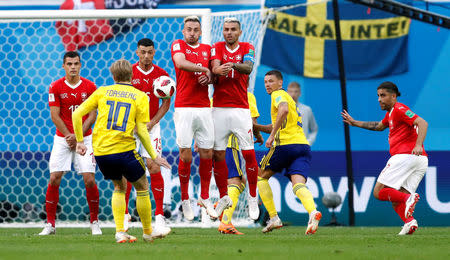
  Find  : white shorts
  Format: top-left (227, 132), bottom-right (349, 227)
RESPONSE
top-left (173, 107), bottom-right (214, 149)
top-left (49, 135), bottom-right (96, 174)
top-left (135, 123), bottom-right (162, 158)
top-left (213, 107), bottom-right (254, 151)
top-left (377, 154), bottom-right (428, 193)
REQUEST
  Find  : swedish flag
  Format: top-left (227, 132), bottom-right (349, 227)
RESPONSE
top-left (261, 0), bottom-right (410, 79)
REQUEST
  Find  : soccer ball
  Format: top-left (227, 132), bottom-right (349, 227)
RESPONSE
top-left (153, 75), bottom-right (176, 99)
top-left (322, 192), bottom-right (342, 209)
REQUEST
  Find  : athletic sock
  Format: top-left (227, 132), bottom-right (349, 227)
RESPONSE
top-left (199, 158), bottom-right (213, 200)
top-left (378, 187), bottom-right (409, 203)
top-left (85, 185), bottom-right (99, 223)
top-left (394, 202), bottom-right (414, 223)
top-left (178, 159), bottom-right (191, 201)
top-left (112, 190), bottom-right (126, 233)
top-left (150, 171), bottom-right (164, 216)
top-left (136, 190), bottom-right (153, 235)
top-left (124, 181), bottom-right (132, 215)
top-left (222, 184), bottom-right (243, 224)
top-left (241, 149), bottom-right (258, 197)
top-left (213, 159), bottom-right (229, 198)
top-left (257, 177), bottom-right (277, 218)
top-left (45, 184), bottom-right (59, 227)
top-left (293, 183), bottom-right (316, 214)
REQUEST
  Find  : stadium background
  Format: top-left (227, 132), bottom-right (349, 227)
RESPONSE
top-left (0, 0), bottom-right (448, 226)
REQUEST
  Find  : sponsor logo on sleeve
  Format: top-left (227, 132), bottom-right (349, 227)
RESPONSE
top-left (275, 96), bottom-right (282, 103)
top-left (49, 93), bottom-right (55, 102)
top-left (173, 43), bottom-right (180, 51)
top-left (211, 48), bottom-right (216, 56)
top-left (405, 110), bottom-right (415, 118)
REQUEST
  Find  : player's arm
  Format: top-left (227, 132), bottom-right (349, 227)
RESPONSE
top-left (50, 106), bottom-right (72, 137)
top-left (341, 110), bottom-right (387, 131)
top-left (266, 102), bottom-right (289, 148)
top-left (82, 110), bottom-right (97, 135)
top-left (147, 99), bottom-right (170, 131)
top-left (252, 117), bottom-right (264, 145)
top-left (173, 52), bottom-right (210, 73)
top-left (211, 59), bottom-right (232, 76)
top-left (253, 122), bottom-right (273, 134)
top-left (308, 110), bottom-right (318, 145)
top-left (136, 122), bottom-right (171, 169)
top-left (412, 116), bottom-right (428, 155)
top-left (72, 94), bottom-right (98, 155)
top-left (231, 60), bottom-right (253, 75)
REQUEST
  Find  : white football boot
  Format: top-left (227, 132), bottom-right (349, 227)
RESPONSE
top-left (262, 215), bottom-right (283, 233)
top-left (152, 214), bottom-right (171, 239)
top-left (90, 220), bottom-right (102, 235)
top-left (38, 223), bottom-right (55, 236)
top-left (215, 195), bottom-right (232, 217)
top-left (248, 195), bottom-right (260, 220)
top-left (405, 193), bottom-right (420, 219)
top-left (305, 210), bottom-right (322, 235)
top-left (115, 232), bottom-right (137, 243)
top-left (198, 197), bottom-right (218, 219)
top-left (181, 199), bottom-right (194, 221)
top-left (398, 219), bottom-right (418, 235)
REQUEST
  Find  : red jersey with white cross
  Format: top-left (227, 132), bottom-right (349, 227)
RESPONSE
top-left (211, 41), bottom-right (255, 108)
top-left (48, 77), bottom-right (96, 137)
top-left (381, 102), bottom-right (427, 156)
top-left (171, 39), bottom-right (211, 108)
top-left (132, 63), bottom-right (169, 119)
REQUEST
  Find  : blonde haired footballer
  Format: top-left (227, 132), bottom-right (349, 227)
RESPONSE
top-left (72, 59), bottom-right (170, 243)
top-left (254, 70), bottom-right (322, 235)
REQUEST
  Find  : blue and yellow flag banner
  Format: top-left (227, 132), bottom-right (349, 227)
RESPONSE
top-left (261, 0), bottom-right (410, 79)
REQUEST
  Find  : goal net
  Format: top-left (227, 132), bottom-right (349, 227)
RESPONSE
top-left (0, 8), bottom-right (266, 227)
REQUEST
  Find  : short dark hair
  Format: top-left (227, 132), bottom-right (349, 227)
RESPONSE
top-left (137, 38), bottom-right (154, 48)
top-left (377, 81), bottom-right (401, 97)
top-left (63, 51), bottom-right (80, 63)
top-left (265, 70), bottom-right (283, 80)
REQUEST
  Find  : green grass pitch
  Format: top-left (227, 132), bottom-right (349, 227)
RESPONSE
top-left (1, 227), bottom-right (449, 259)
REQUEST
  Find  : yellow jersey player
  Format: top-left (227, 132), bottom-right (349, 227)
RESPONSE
top-left (72, 59), bottom-right (170, 243)
top-left (218, 92), bottom-right (263, 235)
top-left (254, 70), bottom-right (322, 235)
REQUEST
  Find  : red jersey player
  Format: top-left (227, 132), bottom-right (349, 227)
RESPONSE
top-left (342, 81), bottom-right (428, 235)
top-left (171, 16), bottom-right (217, 221)
top-left (211, 17), bottom-right (260, 219)
top-left (121, 38), bottom-right (172, 238)
top-left (39, 51), bottom-right (101, 236)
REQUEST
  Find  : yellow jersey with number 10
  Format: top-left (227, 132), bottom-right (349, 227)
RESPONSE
top-left (74, 83), bottom-right (150, 156)
top-left (271, 89), bottom-right (308, 146)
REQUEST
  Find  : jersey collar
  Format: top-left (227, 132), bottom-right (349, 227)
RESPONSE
top-left (64, 79), bottom-right (82, 89)
top-left (137, 65), bottom-right (154, 75)
top-left (226, 44), bottom-right (240, 53)
top-left (187, 42), bottom-right (200, 49)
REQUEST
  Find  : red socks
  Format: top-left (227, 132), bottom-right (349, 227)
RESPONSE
top-left (45, 184), bottom-right (59, 227)
top-left (242, 149), bottom-right (258, 197)
top-left (178, 159), bottom-right (191, 201)
top-left (85, 185), bottom-right (99, 223)
top-left (150, 172), bottom-right (165, 216)
top-left (378, 187), bottom-right (409, 202)
top-left (125, 181), bottom-right (132, 214)
top-left (394, 202), bottom-right (414, 223)
top-left (199, 158), bottom-right (213, 200)
top-left (213, 159), bottom-right (229, 198)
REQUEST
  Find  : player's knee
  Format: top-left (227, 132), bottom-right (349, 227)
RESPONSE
top-left (148, 163), bottom-right (160, 174)
top-left (179, 149), bottom-right (192, 162)
top-left (198, 148), bottom-right (213, 159)
top-left (49, 172), bottom-right (63, 186)
top-left (373, 189), bottom-right (380, 199)
top-left (213, 150), bottom-right (226, 161)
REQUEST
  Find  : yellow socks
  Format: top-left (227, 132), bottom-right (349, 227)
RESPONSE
top-left (222, 184), bottom-right (243, 224)
top-left (293, 183), bottom-right (316, 214)
top-left (112, 190), bottom-right (126, 233)
top-left (257, 177), bottom-right (277, 218)
top-left (136, 190), bottom-right (153, 235)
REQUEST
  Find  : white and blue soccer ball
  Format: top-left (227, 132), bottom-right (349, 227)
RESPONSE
top-left (153, 75), bottom-right (176, 99)
top-left (322, 192), bottom-right (342, 209)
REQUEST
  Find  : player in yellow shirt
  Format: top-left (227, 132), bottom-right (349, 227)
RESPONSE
top-left (72, 59), bottom-right (170, 243)
top-left (217, 92), bottom-right (263, 235)
top-left (254, 70), bottom-right (322, 235)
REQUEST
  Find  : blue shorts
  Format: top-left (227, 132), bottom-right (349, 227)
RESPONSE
top-left (259, 144), bottom-right (311, 179)
top-left (95, 150), bottom-right (146, 183)
top-left (225, 147), bottom-right (244, 179)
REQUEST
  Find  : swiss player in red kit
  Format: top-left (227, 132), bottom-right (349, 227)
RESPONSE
top-left (342, 82), bottom-right (428, 235)
top-left (122, 38), bottom-right (172, 237)
top-left (210, 17), bottom-right (260, 220)
top-left (171, 16), bottom-right (217, 220)
top-left (40, 51), bottom-right (101, 236)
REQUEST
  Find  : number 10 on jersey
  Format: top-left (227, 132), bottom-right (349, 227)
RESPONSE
top-left (106, 100), bottom-right (131, 132)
